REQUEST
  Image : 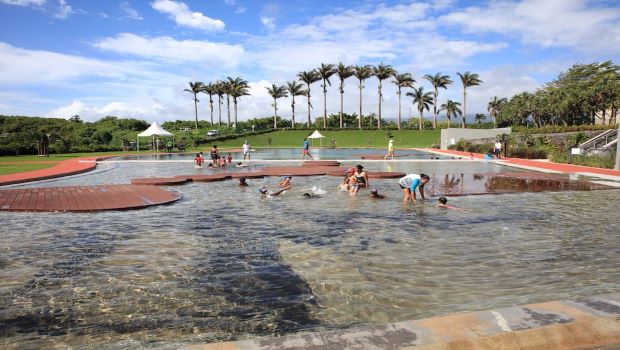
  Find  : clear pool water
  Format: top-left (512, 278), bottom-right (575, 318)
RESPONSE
top-left (0, 152), bottom-right (618, 349)
top-left (115, 147), bottom-right (452, 161)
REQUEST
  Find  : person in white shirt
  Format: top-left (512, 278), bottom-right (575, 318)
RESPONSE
top-left (242, 140), bottom-right (251, 162)
top-left (494, 140), bottom-right (502, 159)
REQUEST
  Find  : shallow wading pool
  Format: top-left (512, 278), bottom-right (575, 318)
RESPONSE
top-left (0, 150), bottom-right (618, 348)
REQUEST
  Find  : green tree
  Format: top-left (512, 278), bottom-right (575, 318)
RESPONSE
top-left (353, 65), bottom-right (373, 130)
top-left (439, 100), bottom-right (462, 128)
top-left (335, 63), bottom-right (354, 129)
top-left (407, 87), bottom-right (434, 130)
top-left (373, 63), bottom-right (396, 129)
top-left (392, 73), bottom-right (415, 130)
top-left (475, 113), bottom-right (487, 125)
top-left (228, 77), bottom-right (250, 132)
top-left (286, 81), bottom-right (307, 129)
top-left (487, 96), bottom-right (507, 127)
top-left (424, 73), bottom-right (453, 129)
top-left (457, 71), bottom-right (483, 128)
top-left (203, 83), bottom-right (217, 127)
top-left (214, 81), bottom-right (226, 126)
top-left (183, 81), bottom-right (205, 130)
top-left (317, 63), bottom-right (336, 129)
top-left (266, 83), bottom-right (288, 129)
top-left (297, 70), bottom-right (321, 128)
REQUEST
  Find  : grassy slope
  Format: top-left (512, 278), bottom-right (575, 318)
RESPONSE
top-left (212, 130), bottom-right (440, 149)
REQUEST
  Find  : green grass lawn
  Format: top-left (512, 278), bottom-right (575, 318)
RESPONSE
top-left (0, 162), bottom-right (61, 175)
top-left (211, 130), bottom-right (441, 149)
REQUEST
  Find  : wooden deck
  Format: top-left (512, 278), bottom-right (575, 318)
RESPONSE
top-left (0, 184), bottom-right (181, 212)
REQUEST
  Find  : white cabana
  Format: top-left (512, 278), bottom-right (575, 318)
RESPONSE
top-left (137, 121), bottom-right (174, 152)
top-left (307, 130), bottom-right (325, 147)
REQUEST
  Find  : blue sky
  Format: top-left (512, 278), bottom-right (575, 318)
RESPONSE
top-left (1, 0), bottom-right (619, 123)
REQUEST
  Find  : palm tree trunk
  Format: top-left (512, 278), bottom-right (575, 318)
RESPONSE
top-left (234, 100), bottom-right (238, 133)
top-left (419, 110), bottom-right (423, 131)
top-left (377, 81), bottom-right (382, 129)
top-left (273, 98), bottom-right (278, 129)
top-left (209, 98), bottom-right (214, 127)
top-left (340, 89), bottom-right (344, 129)
top-left (291, 98), bottom-right (296, 129)
top-left (447, 114), bottom-right (451, 128)
top-left (307, 89), bottom-right (311, 128)
top-left (193, 95), bottom-right (199, 130)
top-left (323, 84), bottom-right (327, 129)
top-left (359, 84), bottom-right (363, 130)
top-left (462, 89), bottom-right (467, 128)
top-left (433, 89), bottom-right (438, 129)
top-left (218, 96), bottom-right (222, 126)
top-left (397, 88), bottom-right (402, 130)
top-left (226, 95), bottom-right (231, 127)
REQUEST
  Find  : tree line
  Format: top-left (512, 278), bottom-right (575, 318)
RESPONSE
top-left (187, 63), bottom-right (484, 131)
top-left (492, 61), bottom-right (619, 127)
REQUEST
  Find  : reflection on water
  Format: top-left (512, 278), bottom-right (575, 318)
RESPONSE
top-left (0, 160), bottom-right (618, 349)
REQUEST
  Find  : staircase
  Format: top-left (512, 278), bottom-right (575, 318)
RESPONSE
top-left (578, 129), bottom-right (618, 155)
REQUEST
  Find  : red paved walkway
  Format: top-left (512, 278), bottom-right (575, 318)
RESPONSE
top-left (0, 184), bottom-right (181, 212)
top-left (427, 148), bottom-right (620, 177)
top-left (0, 155), bottom-right (122, 186)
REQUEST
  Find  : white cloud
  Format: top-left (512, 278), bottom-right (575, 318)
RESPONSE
top-left (440, 0), bottom-right (620, 54)
top-left (120, 1), bottom-right (142, 20)
top-left (93, 33), bottom-right (244, 68)
top-left (47, 100), bottom-right (85, 118)
top-left (0, 0), bottom-right (45, 7)
top-left (54, 0), bottom-right (73, 19)
top-left (151, 0), bottom-right (225, 31)
top-left (260, 16), bottom-right (275, 30)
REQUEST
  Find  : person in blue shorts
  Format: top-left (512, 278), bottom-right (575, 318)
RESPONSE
top-left (398, 173), bottom-right (430, 203)
top-left (302, 137), bottom-right (314, 160)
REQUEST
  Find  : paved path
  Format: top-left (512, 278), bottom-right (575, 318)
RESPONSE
top-left (0, 184), bottom-right (181, 212)
top-left (426, 148), bottom-right (620, 179)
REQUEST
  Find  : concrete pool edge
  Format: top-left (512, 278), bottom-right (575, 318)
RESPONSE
top-left (179, 293), bottom-right (620, 350)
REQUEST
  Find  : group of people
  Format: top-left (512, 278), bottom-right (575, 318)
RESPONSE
top-left (194, 146), bottom-right (233, 168)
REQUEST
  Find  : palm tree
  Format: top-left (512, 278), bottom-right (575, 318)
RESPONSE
top-left (475, 113), bottom-right (487, 125)
top-left (353, 65), bottom-right (373, 129)
top-left (203, 83), bottom-right (216, 127)
top-left (373, 63), bottom-right (396, 129)
top-left (266, 83), bottom-right (288, 129)
top-left (392, 73), bottom-right (415, 130)
top-left (214, 81), bottom-right (225, 126)
top-left (439, 100), bottom-right (462, 128)
top-left (183, 81), bottom-right (204, 130)
top-left (335, 63), bottom-right (354, 129)
top-left (317, 63), bottom-right (336, 129)
top-left (297, 70), bottom-right (320, 128)
top-left (407, 87), bottom-right (433, 130)
top-left (487, 96), bottom-right (507, 127)
top-left (457, 71), bottom-right (483, 128)
top-left (286, 81), bottom-right (307, 128)
top-left (222, 79), bottom-right (233, 127)
top-left (424, 73), bottom-right (453, 129)
top-left (227, 77), bottom-right (250, 132)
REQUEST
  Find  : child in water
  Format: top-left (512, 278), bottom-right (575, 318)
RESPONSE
top-left (259, 186), bottom-right (290, 198)
top-left (278, 176), bottom-right (292, 187)
top-left (239, 177), bottom-right (248, 187)
top-left (437, 196), bottom-right (468, 210)
top-left (369, 188), bottom-right (385, 199)
top-left (227, 153), bottom-right (233, 163)
top-left (194, 153), bottom-right (203, 168)
top-left (219, 157), bottom-right (227, 167)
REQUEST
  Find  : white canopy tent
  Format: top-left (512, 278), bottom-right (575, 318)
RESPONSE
top-left (307, 130), bottom-right (325, 147)
top-left (137, 122), bottom-right (174, 152)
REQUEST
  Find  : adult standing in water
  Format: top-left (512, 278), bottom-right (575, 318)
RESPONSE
top-left (210, 144), bottom-right (220, 166)
top-left (302, 137), bottom-right (314, 160)
top-left (242, 140), bottom-right (251, 162)
top-left (398, 173), bottom-right (430, 203)
top-left (384, 137), bottom-right (395, 160)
